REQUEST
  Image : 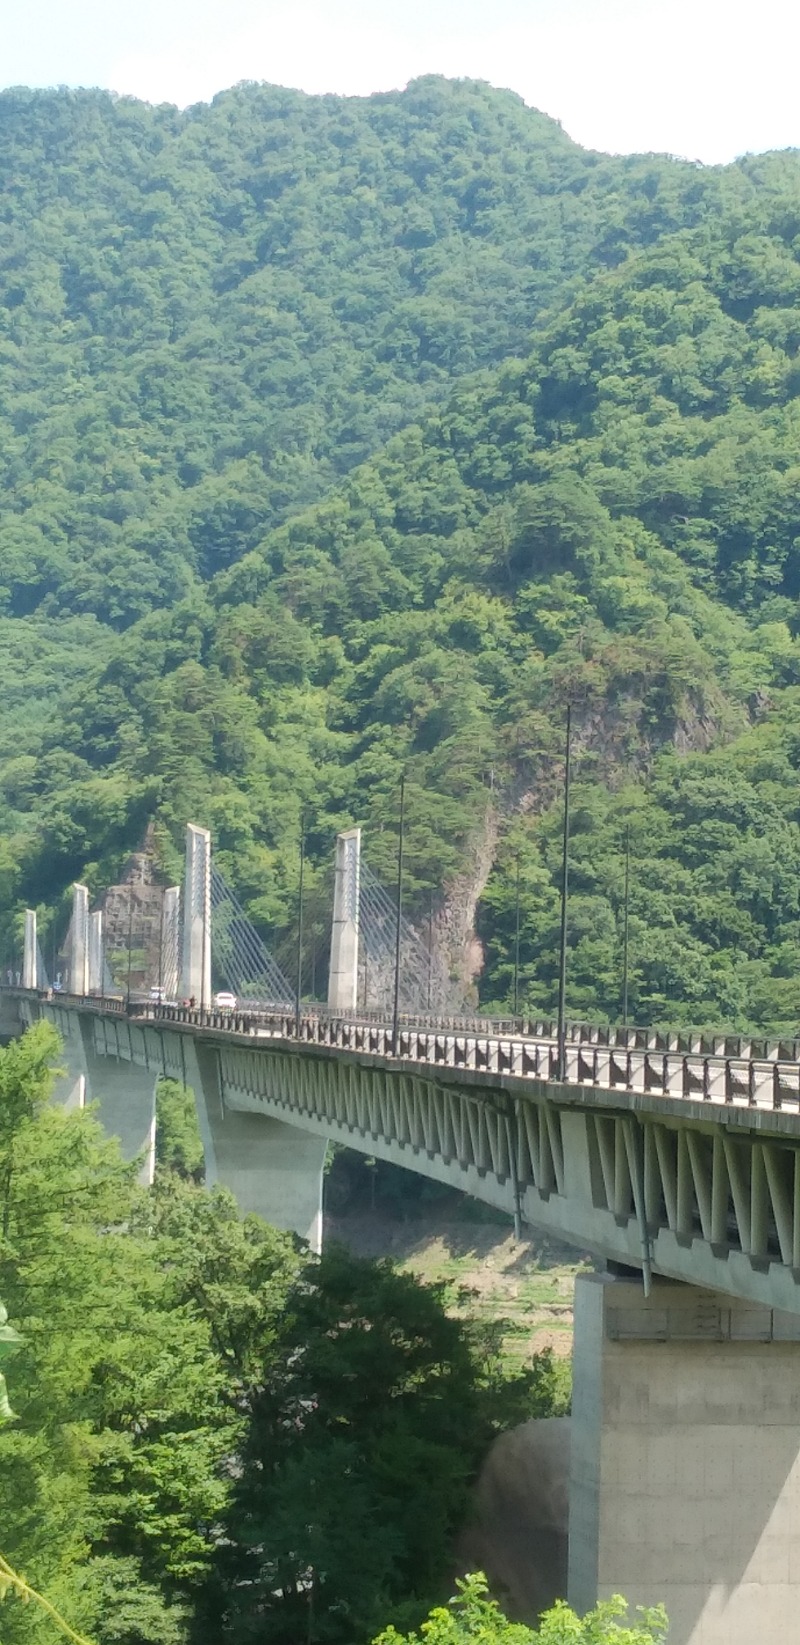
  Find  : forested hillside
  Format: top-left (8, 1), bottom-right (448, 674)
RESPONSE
top-left (4, 80), bottom-right (800, 1028)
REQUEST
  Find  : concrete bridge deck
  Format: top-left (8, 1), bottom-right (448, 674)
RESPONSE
top-left (8, 986), bottom-right (800, 1320)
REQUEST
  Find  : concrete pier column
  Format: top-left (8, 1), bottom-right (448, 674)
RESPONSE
top-left (22, 910), bottom-right (37, 990)
top-left (69, 884), bottom-right (89, 997)
top-left (181, 825), bottom-right (211, 1008)
top-left (162, 886), bottom-right (181, 999)
top-left (88, 911), bottom-right (104, 994)
top-left (49, 1011), bottom-right (88, 1110)
top-left (77, 1017), bottom-right (156, 1184)
top-left (180, 1037), bottom-right (326, 1250)
top-left (569, 1273), bottom-right (800, 1645)
top-left (328, 826), bottom-right (360, 1011)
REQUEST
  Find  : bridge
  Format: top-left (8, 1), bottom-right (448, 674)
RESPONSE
top-left (4, 823), bottom-right (800, 1645)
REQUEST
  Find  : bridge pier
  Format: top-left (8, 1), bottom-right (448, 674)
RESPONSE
top-left (181, 1038), bottom-right (326, 1251)
top-left (76, 1017), bottom-right (157, 1184)
top-left (569, 1273), bottom-right (800, 1645)
top-left (50, 1012), bottom-right (88, 1111)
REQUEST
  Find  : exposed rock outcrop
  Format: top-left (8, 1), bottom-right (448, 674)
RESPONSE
top-left (456, 1415), bottom-right (570, 1624)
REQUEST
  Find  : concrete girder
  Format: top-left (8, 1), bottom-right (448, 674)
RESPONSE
top-left (7, 993), bottom-right (800, 1310)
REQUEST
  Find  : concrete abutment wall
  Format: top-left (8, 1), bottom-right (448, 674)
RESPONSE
top-left (569, 1273), bottom-right (800, 1645)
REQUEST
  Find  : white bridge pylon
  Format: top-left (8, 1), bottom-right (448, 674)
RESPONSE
top-left (39, 821), bottom-right (368, 1008)
top-left (70, 884), bottom-right (90, 998)
top-left (182, 823), bottom-right (212, 1009)
top-left (329, 827), bottom-right (361, 1011)
top-left (23, 909), bottom-right (37, 991)
top-left (88, 911), bottom-right (104, 995)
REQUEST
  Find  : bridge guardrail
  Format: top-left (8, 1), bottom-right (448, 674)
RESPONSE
top-left (18, 989), bottom-right (800, 1115)
top-left (6, 987), bottom-right (800, 1115)
top-left (7, 984), bottom-right (800, 1062)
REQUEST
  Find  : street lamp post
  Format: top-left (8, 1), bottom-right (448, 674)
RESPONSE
top-left (427, 891), bottom-right (434, 1012)
top-left (622, 824), bottom-right (631, 1028)
top-left (513, 853), bottom-right (521, 1019)
top-left (556, 705), bottom-right (572, 1080)
top-left (392, 773), bottom-right (406, 1049)
top-left (295, 821), bottom-right (305, 1036)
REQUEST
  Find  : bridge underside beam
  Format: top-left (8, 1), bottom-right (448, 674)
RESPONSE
top-left (569, 1274), bottom-right (800, 1645)
top-left (15, 997), bottom-right (800, 1306)
top-left (23, 1005), bottom-right (155, 1182)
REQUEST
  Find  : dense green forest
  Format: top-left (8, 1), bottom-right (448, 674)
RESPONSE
top-left (4, 80), bottom-right (800, 1027)
top-left (0, 1026), bottom-right (558, 1645)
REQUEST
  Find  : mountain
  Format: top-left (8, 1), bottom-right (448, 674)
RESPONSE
top-left (3, 80), bottom-right (800, 1028)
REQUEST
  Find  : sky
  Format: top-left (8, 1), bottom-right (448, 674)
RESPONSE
top-left (2, 0), bottom-right (800, 166)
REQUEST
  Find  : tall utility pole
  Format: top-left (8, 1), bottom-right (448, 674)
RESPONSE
top-left (513, 854), bottom-right (521, 1019)
top-left (427, 891), bottom-right (434, 1013)
top-left (622, 823), bottom-right (631, 1028)
top-left (556, 705), bottom-right (572, 1081)
top-left (295, 820), bottom-right (305, 1036)
top-left (392, 773), bottom-right (406, 1048)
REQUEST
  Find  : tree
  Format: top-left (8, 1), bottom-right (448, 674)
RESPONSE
top-left (373, 1573), bottom-right (668, 1645)
top-left (208, 1248), bottom-right (556, 1645)
top-left (0, 1025), bottom-right (235, 1645)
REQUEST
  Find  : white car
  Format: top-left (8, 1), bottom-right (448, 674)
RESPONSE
top-left (213, 990), bottom-right (237, 1012)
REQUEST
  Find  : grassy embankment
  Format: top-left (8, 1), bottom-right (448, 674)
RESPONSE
top-left (325, 1207), bottom-right (585, 1367)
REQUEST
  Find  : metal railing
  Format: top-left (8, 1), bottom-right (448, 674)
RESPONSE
top-left (14, 986), bottom-right (800, 1116)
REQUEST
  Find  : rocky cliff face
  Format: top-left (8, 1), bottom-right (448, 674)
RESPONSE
top-left (439, 686), bottom-right (739, 1007)
top-left (436, 806), bottom-right (500, 1007)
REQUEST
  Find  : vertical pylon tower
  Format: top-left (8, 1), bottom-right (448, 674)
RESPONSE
top-left (88, 911), bottom-right (104, 994)
top-left (328, 827), bottom-right (361, 1011)
top-left (70, 884), bottom-right (90, 997)
top-left (182, 825), bottom-right (211, 1008)
top-left (22, 910), bottom-right (38, 990)
top-left (161, 886), bottom-right (181, 999)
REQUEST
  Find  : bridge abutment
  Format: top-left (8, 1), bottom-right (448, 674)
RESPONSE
top-left (569, 1272), bottom-right (800, 1645)
top-left (181, 1038), bottom-right (326, 1250)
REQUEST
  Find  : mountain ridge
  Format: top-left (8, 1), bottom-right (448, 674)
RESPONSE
top-left (3, 80), bottom-right (800, 1027)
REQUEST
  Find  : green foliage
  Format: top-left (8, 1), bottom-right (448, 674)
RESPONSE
top-left (154, 1081), bottom-right (204, 1183)
top-left (7, 83), bottom-right (800, 1026)
top-left (0, 1027), bottom-right (560, 1645)
top-left (211, 1247), bottom-right (558, 1645)
top-left (0, 1024), bottom-right (236, 1645)
top-left (374, 1574), bottom-right (668, 1645)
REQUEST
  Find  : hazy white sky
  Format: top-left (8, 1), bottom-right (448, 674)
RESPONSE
top-left (2, 0), bottom-right (798, 165)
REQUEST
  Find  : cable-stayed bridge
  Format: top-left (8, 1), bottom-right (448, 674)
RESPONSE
top-left (4, 821), bottom-right (800, 1645)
